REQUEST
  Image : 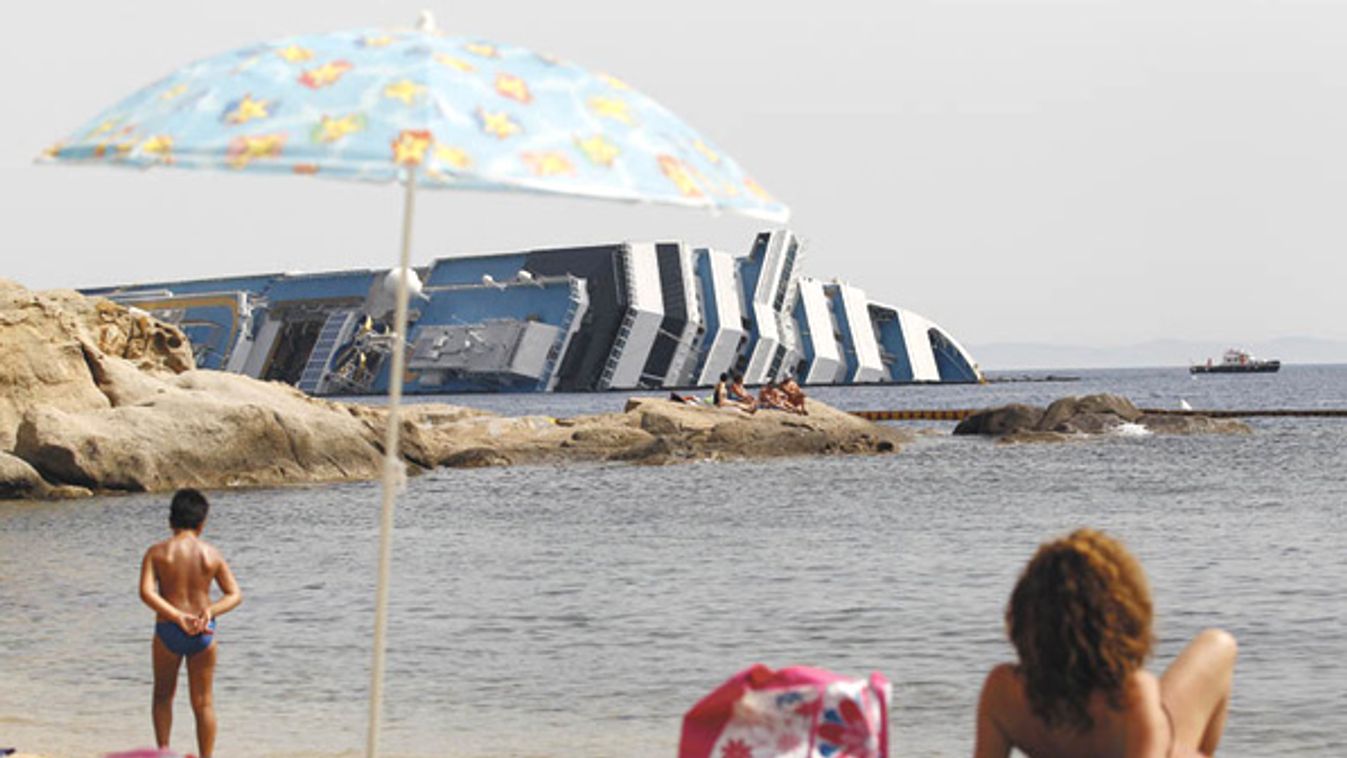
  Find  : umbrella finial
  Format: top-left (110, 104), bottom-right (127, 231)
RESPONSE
top-left (417, 9), bottom-right (438, 32)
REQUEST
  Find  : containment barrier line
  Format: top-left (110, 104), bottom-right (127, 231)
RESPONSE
top-left (851, 408), bottom-right (1347, 421)
top-left (851, 409), bottom-right (976, 421)
top-left (1138, 409), bottom-right (1347, 418)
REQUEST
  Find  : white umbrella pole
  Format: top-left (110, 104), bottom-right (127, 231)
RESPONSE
top-left (366, 170), bottom-right (417, 758)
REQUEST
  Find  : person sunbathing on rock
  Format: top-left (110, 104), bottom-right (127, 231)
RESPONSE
top-left (974, 528), bottom-right (1237, 758)
top-left (713, 372), bottom-right (730, 406)
top-left (716, 372), bottom-right (755, 413)
top-left (780, 374), bottom-right (808, 415)
top-left (139, 489), bottom-right (243, 758)
top-left (728, 373), bottom-right (755, 403)
top-left (757, 380), bottom-right (791, 411)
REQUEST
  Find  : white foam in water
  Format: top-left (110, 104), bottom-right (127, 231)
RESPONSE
top-left (1114, 421), bottom-right (1153, 437)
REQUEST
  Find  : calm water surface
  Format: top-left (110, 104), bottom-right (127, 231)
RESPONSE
top-left (2, 366), bottom-right (1345, 757)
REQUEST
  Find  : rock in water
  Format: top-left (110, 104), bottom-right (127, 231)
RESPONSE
top-left (953, 403), bottom-right (1044, 436)
top-left (0, 450), bottom-right (91, 499)
top-left (954, 393), bottom-right (1250, 441)
top-left (14, 372), bottom-right (388, 492)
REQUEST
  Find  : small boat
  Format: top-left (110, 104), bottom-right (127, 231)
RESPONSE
top-left (1190, 349), bottom-right (1280, 374)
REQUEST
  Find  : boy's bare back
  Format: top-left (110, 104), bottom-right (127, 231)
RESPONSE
top-left (143, 535), bottom-right (225, 622)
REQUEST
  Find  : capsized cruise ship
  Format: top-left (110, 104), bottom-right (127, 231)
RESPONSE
top-left (81, 230), bottom-right (981, 395)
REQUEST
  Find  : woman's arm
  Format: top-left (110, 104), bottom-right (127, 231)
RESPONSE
top-left (1122, 671), bottom-right (1172, 758)
top-left (973, 666), bottom-right (1014, 758)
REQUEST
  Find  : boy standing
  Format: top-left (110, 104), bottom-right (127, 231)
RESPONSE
top-left (139, 489), bottom-right (243, 758)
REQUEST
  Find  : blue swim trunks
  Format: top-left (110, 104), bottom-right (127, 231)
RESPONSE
top-left (154, 618), bottom-right (216, 657)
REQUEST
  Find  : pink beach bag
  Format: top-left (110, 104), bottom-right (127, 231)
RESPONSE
top-left (680, 664), bottom-right (891, 758)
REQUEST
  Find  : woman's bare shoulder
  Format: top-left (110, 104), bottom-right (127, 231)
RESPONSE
top-left (984, 663), bottom-right (1022, 692)
top-left (979, 663), bottom-right (1029, 716)
top-left (1122, 669), bottom-right (1163, 709)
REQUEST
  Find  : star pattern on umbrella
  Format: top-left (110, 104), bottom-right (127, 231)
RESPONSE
top-left (434, 53), bottom-right (474, 72)
top-left (495, 73), bottom-right (532, 104)
top-left (588, 96), bottom-right (634, 125)
top-left (465, 41), bottom-right (498, 58)
top-left (222, 94), bottom-right (273, 125)
top-left (434, 143), bottom-right (471, 169)
top-left (523, 151), bottom-right (574, 177)
top-left (299, 60), bottom-right (353, 89)
top-left (139, 135), bottom-right (174, 163)
top-left (477, 108), bottom-right (521, 140)
top-left (383, 80), bottom-right (426, 105)
top-left (313, 113), bottom-right (366, 143)
top-left (391, 130), bottom-right (433, 166)
top-left (575, 134), bottom-right (619, 167)
top-left (277, 44), bottom-right (313, 63)
top-left (227, 134), bottom-right (286, 168)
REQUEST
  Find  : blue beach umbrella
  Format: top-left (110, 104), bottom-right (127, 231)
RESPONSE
top-left (40, 13), bottom-right (787, 218)
top-left (41, 11), bottom-right (788, 757)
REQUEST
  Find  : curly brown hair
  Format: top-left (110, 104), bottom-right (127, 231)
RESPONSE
top-left (1006, 528), bottom-right (1155, 731)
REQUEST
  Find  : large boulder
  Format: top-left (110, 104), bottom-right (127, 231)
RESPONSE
top-left (1136, 413), bottom-right (1251, 435)
top-left (1039, 394), bottom-right (1142, 433)
top-left (0, 451), bottom-right (91, 499)
top-left (955, 393), bottom-right (1251, 441)
top-left (390, 397), bottom-right (910, 468)
top-left (953, 403), bottom-right (1044, 436)
top-left (0, 280), bottom-right (193, 452)
top-left (13, 371), bottom-right (389, 492)
top-left (618, 397), bottom-right (909, 461)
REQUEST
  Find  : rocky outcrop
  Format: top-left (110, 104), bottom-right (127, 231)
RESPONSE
top-left (954, 393), bottom-right (1251, 442)
top-left (0, 280), bottom-right (194, 450)
top-left (0, 282), bottom-right (909, 499)
top-left (370, 398), bottom-right (909, 470)
top-left (0, 451), bottom-right (90, 499)
top-left (13, 372), bottom-right (391, 492)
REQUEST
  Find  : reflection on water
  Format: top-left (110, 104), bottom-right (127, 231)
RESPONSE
top-left (1, 366), bottom-right (1345, 756)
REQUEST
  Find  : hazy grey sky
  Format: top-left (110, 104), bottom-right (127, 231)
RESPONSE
top-left (3, 0), bottom-right (1344, 350)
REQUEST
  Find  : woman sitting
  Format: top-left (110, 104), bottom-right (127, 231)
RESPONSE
top-left (975, 528), bottom-right (1237, 758)
top-left (714, 372), bottom-right (755, 413)
top-left (779, 374), bottom-right (808, 415)
top-left (757, 380), bottom-right (791, 411)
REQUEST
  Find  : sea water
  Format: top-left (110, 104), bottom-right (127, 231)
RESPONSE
top-left (1, 366), bottom-right (1344, 757)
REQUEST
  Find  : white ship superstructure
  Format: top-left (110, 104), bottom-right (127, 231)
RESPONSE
top-left (692, 247), bottom-right (748, 386)
top-left (738, 230), bottom-right (804, 384)
top-left (827, 281), bottom-right (886, 383)
top-left (82, 228), bottom-right (982, 394)
top-left (599, 242), bottom-right (665, 390)
top-left (793, 277), bottom-right (846, 384)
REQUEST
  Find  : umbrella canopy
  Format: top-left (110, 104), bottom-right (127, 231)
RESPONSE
top-left (41, 16), bottom-right (788, 221)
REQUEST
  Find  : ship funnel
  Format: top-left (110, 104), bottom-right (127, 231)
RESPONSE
top-left (382, 267), bottom-right (424, 300)
top-left (365, 267), bottom-right (426, 319)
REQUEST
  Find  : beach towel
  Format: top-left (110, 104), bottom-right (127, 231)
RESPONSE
top-left (679, 664), bottom-right (890, 758)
